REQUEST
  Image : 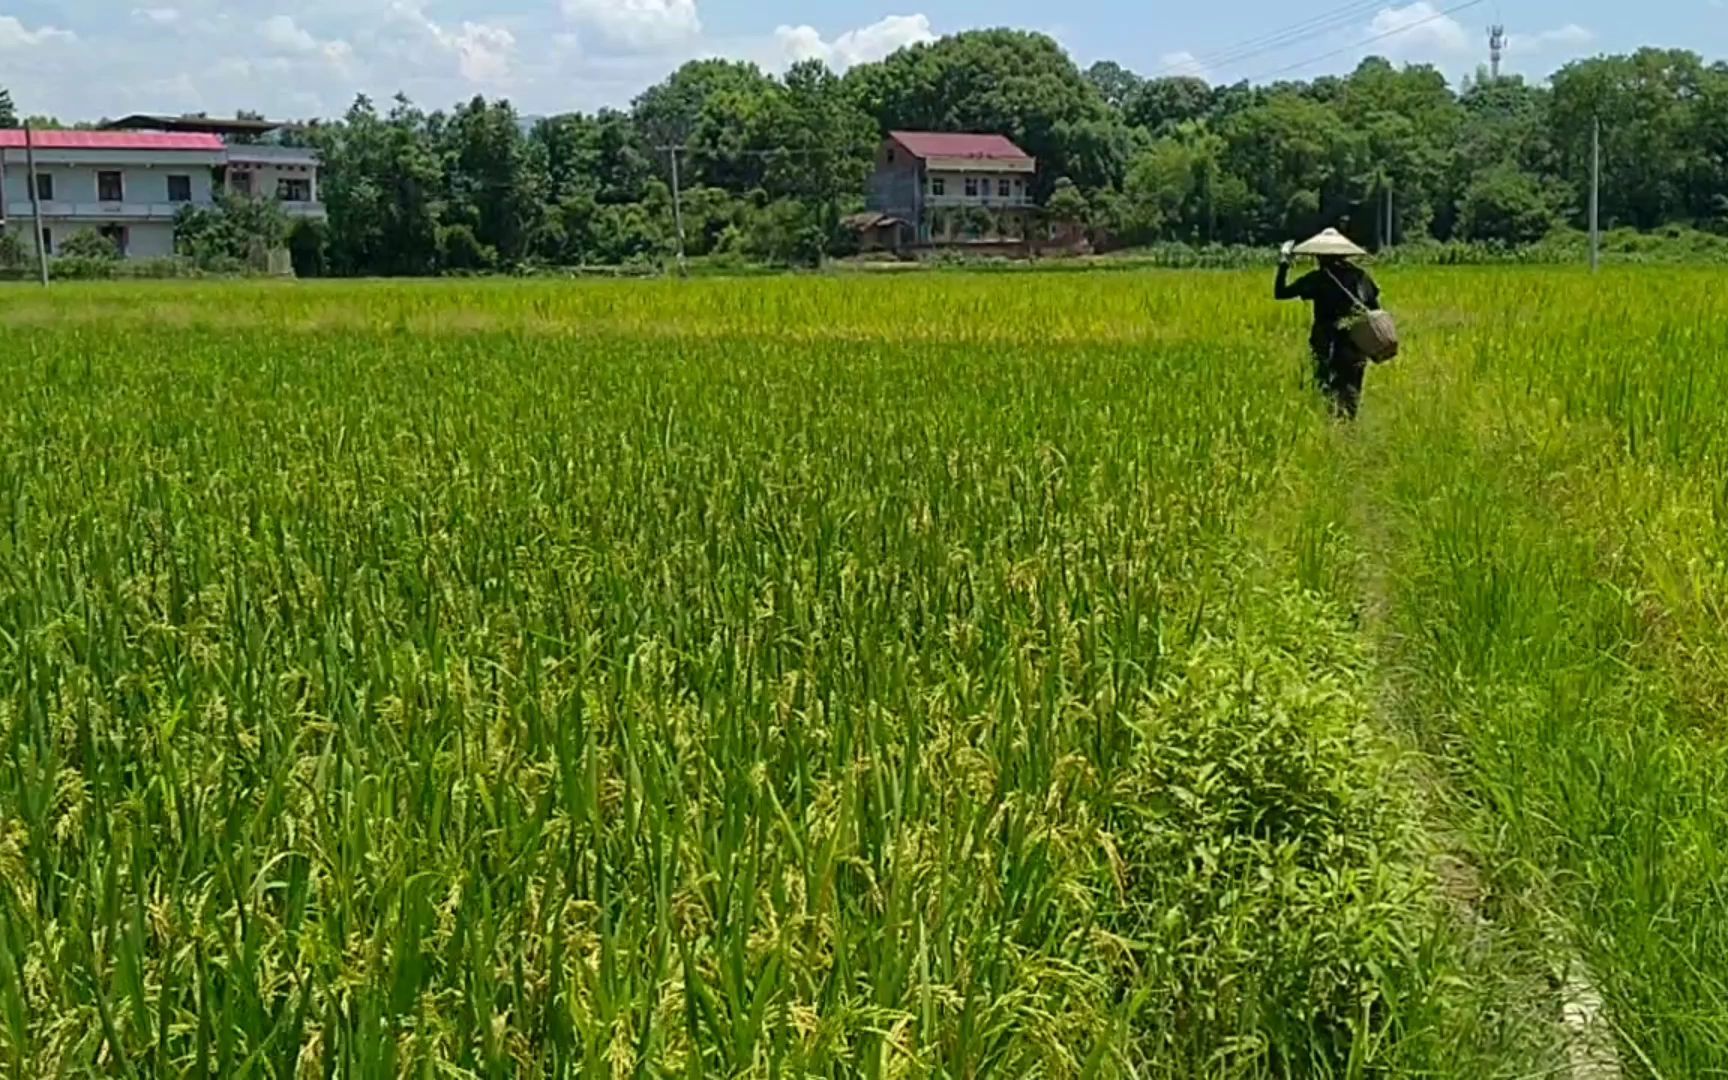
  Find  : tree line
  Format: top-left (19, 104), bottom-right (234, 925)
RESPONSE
top-left (10, 32), bottom-right (1728, 272)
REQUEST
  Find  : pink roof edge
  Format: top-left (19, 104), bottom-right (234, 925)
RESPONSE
top-left (0, 130), bottom-right (225, 151)
top-left (888, 131), bottom-right (1033, 162)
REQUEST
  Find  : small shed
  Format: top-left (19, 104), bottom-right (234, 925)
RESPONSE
top-left (842, 211), bottom-right (912, 253)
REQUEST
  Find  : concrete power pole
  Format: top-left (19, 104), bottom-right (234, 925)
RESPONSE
top-left (24, 122), bottom-right (49, 287)
top-left (661, 145), bottom-right (688, 277)
top-left (1589, 116), bottom-right (1601, 274)
top-left (1488, 25), bottom-right (1506, 83)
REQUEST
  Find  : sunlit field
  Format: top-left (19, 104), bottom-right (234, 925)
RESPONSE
top-left (2, 270), bottom-right (1725, 1076)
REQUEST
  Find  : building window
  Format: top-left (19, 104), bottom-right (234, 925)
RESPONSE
top-left (964, 176), bottom-right (978, 198)
top-left (98, 171), bottom-right (124, 202)
top-left (230, 170), bottom-right (254, 197)
top-left (930, 176), bottom-right (945, 197)
top-left (34, 173), bottom-right (53, 201)
top-left (277, 177), bottom-right (312, 202)
top-left (40, 228), bottom-right (52, 255)
top-left (167, 175), bottom-right (193, 203)
top-left (999, 178), bottom-right (1012, 199)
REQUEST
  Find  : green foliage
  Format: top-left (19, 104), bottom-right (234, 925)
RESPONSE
top-left (0, 229), bottom-right (24, 269)
top-left (57, 228), bottom-right (121, 260)
top-left (1047, 176), bottom-right (1090, 223)
top-left (142, 38), bottom-right (1728, 275)
top-left (742, 198), bottom-right (824, 265)
top-left (175, 192), bottom-right (291, 269)
top-left (288, 219), bottom-right (328, 277)
top-left (435, 222), bottom-right (496, 271)
top-left (1458, 164), bottom-right (1561, 245)
top-left (0, 88), bottom-right (15, 128)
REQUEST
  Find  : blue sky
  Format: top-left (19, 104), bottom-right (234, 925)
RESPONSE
top-left (0, 0), bottom-right (1719, 122)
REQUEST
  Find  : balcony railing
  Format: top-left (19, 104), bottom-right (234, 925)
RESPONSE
top-left (225, 145), bottom-right (320, 166)
top-left (926, 193), bottom-right (1033, 209)
top-left (4, 200), bottom-right (194, 220)
top-left (5, 197), bottom-right (327, 221)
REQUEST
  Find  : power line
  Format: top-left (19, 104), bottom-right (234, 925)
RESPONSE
top-left (1160, 0), bottom-right (1393, 76)
top-left (1243, 0), bottom-right (1490, 83)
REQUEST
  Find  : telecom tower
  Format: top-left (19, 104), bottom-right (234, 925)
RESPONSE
top-left (1488, 24), bottom-right (1506, 82)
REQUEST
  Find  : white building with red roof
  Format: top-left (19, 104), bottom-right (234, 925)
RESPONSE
top-left (861, 131), bottom-right (1036, 252)
top-left (0, 116), bottom-right (323, 261)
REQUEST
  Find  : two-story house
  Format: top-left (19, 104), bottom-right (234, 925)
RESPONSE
top-left (861, 131), bottom-right (1036, 252)
top-left (0, 130), bottom-right (225, 258)
top-left (105, 114), bottom-right (325, 222)
top-left (0, 115), bottom-right (324, 260)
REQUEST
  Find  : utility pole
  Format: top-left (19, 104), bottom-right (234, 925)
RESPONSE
top-left (1384, 176), bottom-right (1394, 249)
top-left (24, 122), bottom-right (48, 287)
top-left (1488, 25), bottom-right (1506, 83)
top-left (661, 145), bottom-right (688, 277)
top-left (1589, 116), bottom-right (1600, 274)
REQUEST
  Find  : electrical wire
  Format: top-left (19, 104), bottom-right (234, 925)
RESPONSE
top-left (1243, 0), bottom-right (1490, 82)
top-left (1160, 0), bottom-right (1394, 74)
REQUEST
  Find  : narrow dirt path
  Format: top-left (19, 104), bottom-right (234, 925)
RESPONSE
top-left (1344, 359), bottom-right (1624, 1080)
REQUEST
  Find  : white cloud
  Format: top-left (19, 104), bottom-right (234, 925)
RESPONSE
top-left (1159, 49), bottom-right (1210, 81)
top-left (562, 0), bottom-right (700, 52)
top-left (373, 1), bottom-right (516, 84)
top-left (1508, 23), bottom-right (1595, 52)
top-left (261, 14), bottom-right (318, 51)
top-left (132, 7), bottom-right (181, 25)
top-left (259, 13), bottom-right (353, 67)
top-left (445, 21), bottom-right (515, 83)
top-left (772, 14), bottom-right (934, 69)
top-left (1366, 2), bottom-right (1471, 59)
top-left (0, 15), bottom-right (75, 48)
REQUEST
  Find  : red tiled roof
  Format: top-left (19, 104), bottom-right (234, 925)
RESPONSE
top-left (0, 130), bottom-right (224, 151)
top-left (888, 131), bottom-right (1032, 162)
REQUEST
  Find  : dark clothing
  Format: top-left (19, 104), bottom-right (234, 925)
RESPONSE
top-left (1275, 260), bottom-right (1380, 419)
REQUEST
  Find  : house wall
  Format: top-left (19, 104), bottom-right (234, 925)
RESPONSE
top-left (866, 158), bottom-right (923, 221)
top-left (12, 220), bottom-right (175, 259)
top-left (3, 160), bottom-right (215, 208)
top-left (228, 160), bottom-right (319, 204)
top-left (0, 155), bottom-right (217, 259)
top-left (923, 169), bottom-right (1032, 208)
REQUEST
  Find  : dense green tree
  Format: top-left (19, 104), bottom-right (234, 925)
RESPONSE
top-left (313, 95), bottom-right (444, 275)
top-left (1220, 92), bottom-right (1364, 243)
top-left (1458, 164), bottom-right (1561, 244)
top-left (633, 60), bottom-right (773, 182)
top-left (439, 96), bottom-right (546, 265)
top-left (1086, 61), bottom-right (1144, 112)
top-left (1125, 76), bottom-right (1212, 135)
top-left (174, 192), bottom-right (291, 267)
top-left (1548, 49), bottom-right (1726, 229)
top-left (0, 89), bottom-right (15, 128)
top-left (228, 38), bottom-right (1728, 275)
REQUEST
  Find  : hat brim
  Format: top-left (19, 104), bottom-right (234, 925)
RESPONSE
top-left (1291, 234), bottom-right (1368, 257)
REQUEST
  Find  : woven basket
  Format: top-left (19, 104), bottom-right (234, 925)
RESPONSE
top-left (1345, 309), bottom-right (1399, 363)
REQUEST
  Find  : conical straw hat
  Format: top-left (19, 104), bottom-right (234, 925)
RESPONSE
top-left (1291, 228), bottom-right (1367, 257)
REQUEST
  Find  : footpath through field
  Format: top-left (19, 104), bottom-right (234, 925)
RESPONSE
top-left (1317, 271), bottom-right (1728, 1077)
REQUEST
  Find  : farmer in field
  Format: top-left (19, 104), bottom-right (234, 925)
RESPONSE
top-left (1274, 228), bottom-right (1382, 420)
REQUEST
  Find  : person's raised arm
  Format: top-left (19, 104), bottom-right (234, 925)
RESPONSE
top-left (1274, 242), bottom-right (1305, 299)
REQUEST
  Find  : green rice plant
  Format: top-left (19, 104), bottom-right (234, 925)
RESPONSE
top-left (0, 268), bottom-right (1721, 1076)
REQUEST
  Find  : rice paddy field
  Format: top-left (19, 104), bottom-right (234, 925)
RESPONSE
top-left (1, 268), bottom-right (1726, 1077)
